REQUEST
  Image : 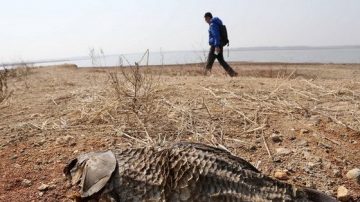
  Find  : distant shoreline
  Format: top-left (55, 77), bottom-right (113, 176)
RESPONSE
top-left (2, 45), bottom-right (360, 67)
top-left (40, 61), bottom-right (360, 69)
top-left (229, 45), bottom-right (360, 52)
top-left (2, 61), bottom-right (360, 70)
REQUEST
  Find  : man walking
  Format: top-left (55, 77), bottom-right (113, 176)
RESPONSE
top-left (204, 12), bottom-right (238, 77)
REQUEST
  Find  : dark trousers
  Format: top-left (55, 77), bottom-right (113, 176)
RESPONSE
top-left (205, 46), bottom-right (237, 76)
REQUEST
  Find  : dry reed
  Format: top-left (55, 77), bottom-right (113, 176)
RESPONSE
top-left (0, 68), bottom-right (10, 104)
top-left (57, 66), bottom-right (360, 154)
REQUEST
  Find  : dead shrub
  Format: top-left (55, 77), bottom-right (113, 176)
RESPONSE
top-left (109, 64), bottom-right (164, 143)
top-left (0, 68), bottom-right (11, 103)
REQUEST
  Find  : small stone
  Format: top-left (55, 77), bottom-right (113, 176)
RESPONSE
top-left (38, 192), bottom-right (44, 197)
top-left (274, 171), bottom-right (289, 180)
top-left (38, 139), bottom-right (46, 146)
top-left (346, 168), bottom-right (360, 183)
top-left (337, 186), bottom-right (350, 201)
top-left (21, 179), bottom-right (32, 187)
top-left (38, 183), bottom-right (49, 191)
top-left (276, 148), bottom-right (292, 156)
top-left (270, 133), bottom-right (283, 143)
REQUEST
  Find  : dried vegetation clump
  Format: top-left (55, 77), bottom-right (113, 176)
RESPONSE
top-left (0, 68), bottom-right (10, 104)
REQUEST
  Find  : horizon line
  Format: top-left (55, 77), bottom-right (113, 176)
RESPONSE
top-left (1, 44), bottom-right (360, 67)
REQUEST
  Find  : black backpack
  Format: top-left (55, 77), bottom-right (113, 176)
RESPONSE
top-left (220, 25), bottom-right (229, 47)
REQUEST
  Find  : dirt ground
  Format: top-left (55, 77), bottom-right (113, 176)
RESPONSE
top-left (1, 63), bottom-right (360, 201)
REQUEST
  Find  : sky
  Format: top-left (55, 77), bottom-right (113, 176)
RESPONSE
top-left (1, 0), bottom-right (360, 62)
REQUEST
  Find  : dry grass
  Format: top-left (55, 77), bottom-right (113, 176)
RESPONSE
top-left (64, 64), bottom-right (360, 149)
top-left (0, 68), bottom-right (11, 104)
top-left (108, 64), bottom-right (163, 144)
top-left (1, 63), bottom-right (360, 201)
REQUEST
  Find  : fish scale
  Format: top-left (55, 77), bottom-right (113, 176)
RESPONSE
top-left (64, 142), bottom-right (338, 202)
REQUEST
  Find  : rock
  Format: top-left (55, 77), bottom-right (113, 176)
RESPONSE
top-left (274, 171), bottom-right (289, 180)
top-left (276, 148), bottom-right (292, 156)
top-left (346, 168), bottom-right (360, 183)
top-left (337, 186), bottom-right (350, 201)
top-left (38, 139), bottom-right (46, 146)
top-left (38, 183), bottom-right (49, 191)
top-left (21, 179), bottom-right (32, 187)
top-left (270, 133), bottom-right (282, 143)
top-left (38, 192), bottom-right (44, 197)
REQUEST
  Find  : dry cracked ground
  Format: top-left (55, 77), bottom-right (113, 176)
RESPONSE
top-left (0, 63), bottom-right (360, 201)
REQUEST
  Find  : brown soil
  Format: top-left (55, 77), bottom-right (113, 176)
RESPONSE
top-left (1, 63), bottom-right (360, 201)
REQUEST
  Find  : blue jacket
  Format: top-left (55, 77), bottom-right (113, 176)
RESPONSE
top-left (208, 17), bottom-right (223, 47)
